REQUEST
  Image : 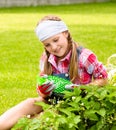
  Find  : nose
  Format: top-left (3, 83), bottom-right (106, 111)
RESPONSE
top-left (51, 43), bottom-right (57, 51)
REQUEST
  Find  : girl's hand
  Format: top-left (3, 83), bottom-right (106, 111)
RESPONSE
top-left (87, 78), bottom-right (108, 87)
top-left (65, 84), bottom-right (79, 90)
top-left (37, 81), bottom-right (55, 97)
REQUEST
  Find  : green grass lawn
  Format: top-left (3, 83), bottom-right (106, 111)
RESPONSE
top-left (0, 2), bottom-right (116, 114)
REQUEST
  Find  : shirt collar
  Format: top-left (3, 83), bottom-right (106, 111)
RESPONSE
top-left (48, 50), bottom-right (72, 64)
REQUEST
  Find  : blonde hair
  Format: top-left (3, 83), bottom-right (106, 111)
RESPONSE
top-left (38, 15), bottom-right (79, 83)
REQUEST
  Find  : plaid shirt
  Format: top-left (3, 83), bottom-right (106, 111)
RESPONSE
top-left (39, 48), bottom-right (108, 85)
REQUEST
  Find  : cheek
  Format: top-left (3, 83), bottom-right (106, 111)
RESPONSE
top-left (64, 40), bottom-right (69, 48)
top-left (46, 48), bottom-right (51, 53)
top-left (44, 47), bottom-right (51, 53)
top-left (60, 38), bottom-right (68, 46)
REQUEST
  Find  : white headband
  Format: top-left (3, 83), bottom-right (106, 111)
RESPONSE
top-left (35, 20), bottom-right (68, 41)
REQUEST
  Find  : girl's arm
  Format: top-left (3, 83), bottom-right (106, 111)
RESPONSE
top-left (82, 50), bottom-right (108, 87)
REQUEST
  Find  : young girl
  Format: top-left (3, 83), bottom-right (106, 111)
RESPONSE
top-left (0, 15), bottom-right (108, 130)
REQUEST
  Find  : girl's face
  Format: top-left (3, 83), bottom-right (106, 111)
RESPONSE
top-left (42, 32), bottom-right (70, 59)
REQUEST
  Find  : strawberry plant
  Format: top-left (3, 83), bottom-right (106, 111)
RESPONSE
top-left (107, 54), bottom-right (116, 86)
top-left (12, 85), bottom-right (116, 130)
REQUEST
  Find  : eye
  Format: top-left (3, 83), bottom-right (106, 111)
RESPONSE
top-left (44, 43), bottom-right (50, 47)
top-left (53, 38), bottom-right (58, 42)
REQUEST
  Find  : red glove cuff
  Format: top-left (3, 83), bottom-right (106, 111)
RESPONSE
top-left (37, 84), bottom-right (52, 95)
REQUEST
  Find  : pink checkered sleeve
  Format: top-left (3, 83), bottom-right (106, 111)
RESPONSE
top-left (83, 50), bottom-right (108, 79)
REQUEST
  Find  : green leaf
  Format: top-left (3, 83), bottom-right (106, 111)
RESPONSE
top-left (56, 116), bottom-right (67, 124)
top-left (43, 110), bottom-right (55, 119)
top-left (68, 102), bottom-right (80, 111)
top-left (74, 116), bottom-right (81, 124)
top-left (64, 91), bottom-right (75, 99)
top-left (74, 87), bottom-right (81, 96)
top-left (75, 96), bottom-right (81, 103)
top-left (111, 126), bottom-right (116, 130)
top-left (12, 117), bottom-right (30, 130)
top-left (84, 110), bottom-right (99, 121)
top-left (28, 118), bottom-right (40, 129)
top-left (100, 89), bottom-right (109, 100)
top-left (91, 120), bottom-right (104, 130)
top-left (96, 108), bottom-right (106, 117)
top-left (35, 101), bottom-right (51, 110)
top-left (107, 92), bottom-right (116, 104)
top-left (59, 108), bottom-right (72, 116)
top-left (93, 102), bottom-right (101, 110)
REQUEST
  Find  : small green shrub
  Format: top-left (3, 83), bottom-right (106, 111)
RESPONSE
top-left (107, 54), bottom-right (116, 86)
top-left (12, 85), bottom-right (116, 130)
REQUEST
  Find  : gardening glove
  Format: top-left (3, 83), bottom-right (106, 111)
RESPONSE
top-left (37, 80), bottom-right (55, 96)
top-left (65, 84), bottom-right (79, 90)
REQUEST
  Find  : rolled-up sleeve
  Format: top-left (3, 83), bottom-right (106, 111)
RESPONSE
top-left (85, 53), bottom-right (108, 79)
